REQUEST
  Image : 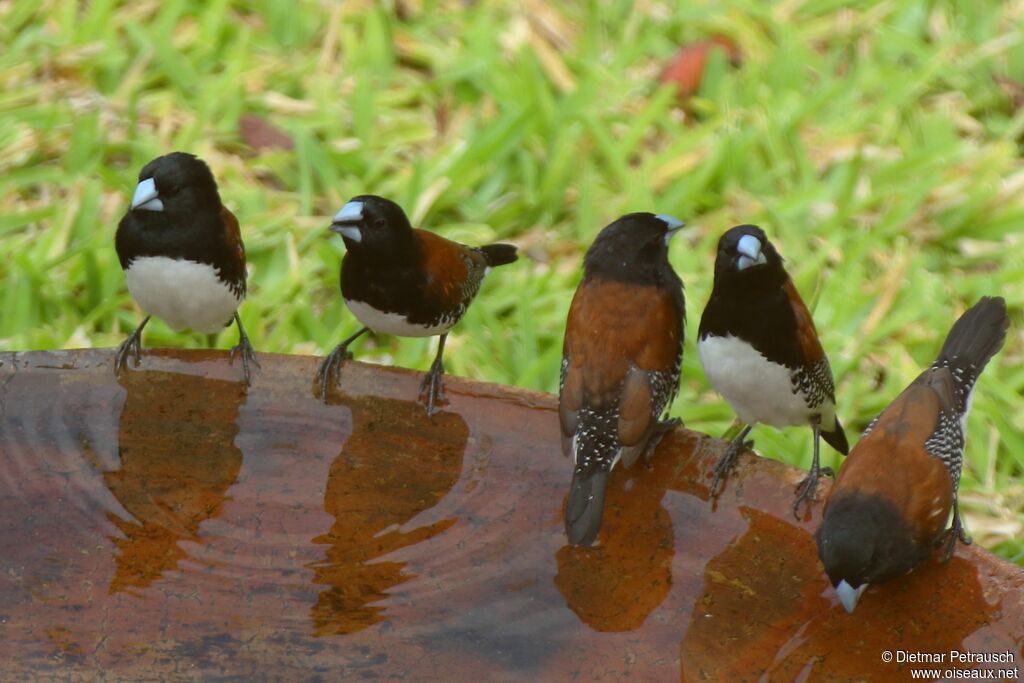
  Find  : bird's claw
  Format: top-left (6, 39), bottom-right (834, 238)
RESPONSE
top-left (316, 344), bottom-right (353, 401)
top-left (114, 330), bottom-right (144, 375)
top-left (419, 359), bottom-right (447, 418)
top-left (941, 514), bottom-right (972, 562)
top-left (709, 437), bottom-right (753, 498)
top-left (659, 417), bottom-right (683, 432)
top-left (228, 314), bottom-right (260, 385)
top-left (229, 336), bottom-right (260, 385)
top-left (643, 417), bottom-right (682, 465)
top-left (793, 469), bottom-right (824, 517)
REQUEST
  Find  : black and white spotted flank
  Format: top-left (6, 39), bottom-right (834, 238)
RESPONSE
top-left (917, 298), bottom-right (1007, 488)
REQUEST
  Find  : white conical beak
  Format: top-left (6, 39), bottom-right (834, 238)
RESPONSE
top-left (130, 177), bottom-right (163, 212)
top-left (736, 233), bottom-right (767, 270)
top-left (835, 579), bottom-right (868, 613)
top-left (655, 214), bottom-right (686, 245)
top-left (330, 200), bottom-right (364, 242)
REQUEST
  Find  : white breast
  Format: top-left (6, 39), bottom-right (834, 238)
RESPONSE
top-left (125, 256), bottom-right (242, 333)
top-left (698, 334), bottom-right (811, 428)
top-left (344, 299), bottom-right (451, 337)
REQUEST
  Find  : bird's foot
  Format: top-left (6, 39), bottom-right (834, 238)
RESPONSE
top-left (316, 344), bottom-right (354, 401)
top-left (229, 333), bottom-right (260, 386)
top-left (793, 466), bottom-right (831, 518)
top-left (709, 436), bottom-right (753, 498)
top-left (419, 358), bottom-right (447, 418)
top-left (114, 328), bottom-right (145, 375)
top-left (941, 513), bottom-right (972, 562)
top-left (643, 417), bottom-right (682, 466)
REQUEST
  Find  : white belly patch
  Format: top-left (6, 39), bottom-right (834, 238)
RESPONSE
top-left (698, 334), bottom-right (813, 427)
top-left (345, 299), bottom-right (450, 337)
top-left (125, 256), bottom-right (242, 333)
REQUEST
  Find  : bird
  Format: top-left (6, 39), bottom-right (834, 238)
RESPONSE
top-left (697, 224), bottom-right (848, 515)
top-left (114, 152), bottom-right (258, 384)
top-left (317, 194), bottom-right (518, 416)
top-left (559, 212), bottom-right (686, 546)
top-left (816, 296), bottom-right (1008, 613)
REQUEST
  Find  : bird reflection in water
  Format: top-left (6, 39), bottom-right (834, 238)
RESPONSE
top-left (309, 394), bottom-right (467, 636)
top-left (554, 447), bottom-right (675, 632)
top-left (679, 506), bottom-right (1000, 679)
top-left (105, 372), bottom-right (245, 594)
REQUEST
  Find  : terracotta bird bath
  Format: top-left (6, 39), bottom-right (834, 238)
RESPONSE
top-left (1, 350), bottom-right (1021, 681)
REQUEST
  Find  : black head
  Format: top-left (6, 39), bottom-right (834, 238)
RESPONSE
top-left (712, 224), bottom-right (786, 289)
top-left (129, 152), bottom-right (221, 217)
top-left (583, 212), bottom-right (685, 284)
top-left (329, 194), bottom-right (414, 253)
top-left (815, 493), bottom-right (929, 613)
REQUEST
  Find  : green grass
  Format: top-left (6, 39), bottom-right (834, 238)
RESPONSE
top-left (1, 1), bottom-right (1022, 561)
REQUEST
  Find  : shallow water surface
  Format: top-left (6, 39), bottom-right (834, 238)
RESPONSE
top-left (0, 350), bottom-right (1020, 681)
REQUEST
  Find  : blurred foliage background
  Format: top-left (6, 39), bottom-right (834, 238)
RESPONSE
top-left (0, 0), bottom-right (1022, 561)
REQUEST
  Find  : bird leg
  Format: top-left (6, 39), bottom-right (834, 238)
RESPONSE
top-left (229, 312), bottom-right (261, 385)
top-left (710, 423), bottom-right (754, 497)
top-left (114, 316), bottom-right (151, 375)
top-left (419, 334), bottom-right (448, 418)
top-left (643, 417), bottom-right (682, 466)
top-left (941, 496), bottom-right (972, 561)
top-left (316, 326), bottom-right (369, 400)
top-left (793, 422), bottom-right (834, 517)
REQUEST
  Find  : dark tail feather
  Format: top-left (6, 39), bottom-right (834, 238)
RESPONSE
top-left (935, 296), bottom-right (1009, 412)
top-left (822, 416), bottom-right (849, 455)
top-left (564, 469), bottom-right (609, 547)
top-left (937, 297), bottom-right (1009, 370)
top-left (480, 243), bottom-right (518, 267)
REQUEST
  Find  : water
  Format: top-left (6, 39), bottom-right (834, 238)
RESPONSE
top-left (0, 350), bottom-right (1020, 680)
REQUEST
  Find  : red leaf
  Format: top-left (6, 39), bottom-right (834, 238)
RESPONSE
top-left (659, 35), bottom-right (742, 100)
top-left (239, 114), bottom-right (294, 152)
